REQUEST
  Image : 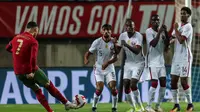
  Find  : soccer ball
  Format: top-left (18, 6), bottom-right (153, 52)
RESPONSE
top-left (73, 94), bottom-right (86, 108)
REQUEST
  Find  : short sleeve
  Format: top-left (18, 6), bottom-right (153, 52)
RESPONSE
top-left (136, 33), bottom-right (143, 46)
top-left (145, 29), bottom-right (154, 45)
top-left (89, 39), bottom-right (98, 53)
top-left (181, 24), bottom-right (192, 39)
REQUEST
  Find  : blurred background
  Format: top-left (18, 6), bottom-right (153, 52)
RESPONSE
top-left (0, 0), bottom-right (200, 105)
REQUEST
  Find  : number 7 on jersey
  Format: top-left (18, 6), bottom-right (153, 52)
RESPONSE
top-left (16, 39), bottom-right (23, 55)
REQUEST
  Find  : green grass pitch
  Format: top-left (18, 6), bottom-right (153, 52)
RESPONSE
top-left (0, 102), bottom-right (199, 112)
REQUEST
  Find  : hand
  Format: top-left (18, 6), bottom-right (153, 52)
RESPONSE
top-left (159, 25), bottom-right (167, 32)
top-left (161, 24), bottom-right (167, 30)
top-left (102, 62), bottom-right (109, 70)
top-left (121, 40), bottom-right (127, 46)
top-left (111, 37), bottom-right (117, 43)
top-left (174, 22), bottom-right (179, 30)
top-left (26, 73), bottom-right (34, 79)
top-left (84, 59), bottom-right (89, 65)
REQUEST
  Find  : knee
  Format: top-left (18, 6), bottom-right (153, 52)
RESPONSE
top-left (130, 78), bottom-right (139, 91)
top-left (124, 88), bottom-right (131, 94)
top-left (123, 80), bottom-right (130, 88)
top-left (159, 78), bottom-right (166, 87)
top-left (34, 88), bottom-right (42, 94)
top-left (95, 82), bottom-right (104, 96)
top-left (131, 83), bottom-right (138, 91)
top-left (44, 81), bottom-right (51, 88)
top-left (109, 84), bottom-right (116, 91)
top-left (171, 80), bottom-right (178, 89)
top-left (111, 89), bottom-right (118, 96)
top-left (123, 80), bottom-right (130, 93)
top-left (151, 80), bottom-right (158, 88)
top-left (108, 81), bottom-right (116, 89)
top-left (95, 89), bottom-right (103, 96)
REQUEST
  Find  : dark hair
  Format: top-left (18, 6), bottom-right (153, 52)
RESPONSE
top-left (102, 24), bottom-right (112, 30)
top-left (151, 14), bottom-right (159, 20)
top-left (126, 18), bottom-right (133, 23)
top-left (26, 21), bottom-right (38, 29)
top-left (181, 7), bottom-right (192, 16)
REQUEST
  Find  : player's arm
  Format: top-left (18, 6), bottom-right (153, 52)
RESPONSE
top-left (114, 40), bottom-right (122, 55)
top-left (5, 41), bottom-right (12, 53)
top-left (123, 41), bottom-right (141, 55)
top-left (114, 35), bottom-right (122, 55)
top-left (114, 44), bottom-right (121, 55)
top-left (122, 33), bottom-right (143, 55)
top-left (84, 39), bottom-right (98, 65)
top-left (162, 26), bottom-right (170, 52)
top-left (170, 29), bottom-right (176, 44)
top-left (174, 22), bottom-right (187, 44)
top-left (30, 41), bottom-right (38, 73)
top-left (149, 25), bottom-right (165, 47)
top-left (102, 54), bottom-right (118, 70)
top-left (174, 29), bottom-right (186, 44)
top-left (84, 51), bottom-right (93, 65)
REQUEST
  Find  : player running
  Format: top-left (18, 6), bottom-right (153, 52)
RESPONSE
top-left (84, 24), bottom-right (118, 112)
top-left (115, 19), bottom-right (145, 111)
top-left (6, 21), bottom-right (78, 112)
top-left (170, 7), bottom-right (194, 112)
top-left (145, 14), bottom-right (170, 112)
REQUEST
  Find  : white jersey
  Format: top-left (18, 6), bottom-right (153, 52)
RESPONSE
top-left (145, 28), bottom-right (166, 67)
top-left (89, 37), bottom-right (115, 74)
top-left (171, 23), bottom-right (193, 64)
top-left (117, 31), bottom-right (145, 65)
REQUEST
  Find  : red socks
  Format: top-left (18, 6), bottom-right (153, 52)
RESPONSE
top-left (111, 89), bottom-right (118, 96)
top-left (125, 88), bottom-right (131, 94)
top-left (182, 84), bottom-right (190, 90)
top-left (151, 80), bottom-right (158, 88)
top-left (35, 89), bottom-right (53, 112)
top-left (47, 81), bottom-right (68, 104)
top-left (95, 90), bottom-right (102, 96)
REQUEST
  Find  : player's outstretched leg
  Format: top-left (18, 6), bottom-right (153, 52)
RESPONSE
top-left (146, 80), bottom-right (157, 112)
top-left (17, 74), bottom-right (54, 112)
top-left (155, 77), bottom-right (166, 112)
top-left (34, 68), bottom-right (77, 110)
top-left (170, 75), bottom-right (180, 112)
top-left (123, 79), bottom-right (137, 111)
top-left (131, 78), bottom-right (145, 111)
top-left (108, 80), bottom-right (118, 112)
top-left (46, 81), bottom-right (78, 110)
top-left (34, 89), bottom-right (54, 112)
top-left (92, 81), bottom-right (104, 112)
top-left (180, 77), bottom-right (194, 112)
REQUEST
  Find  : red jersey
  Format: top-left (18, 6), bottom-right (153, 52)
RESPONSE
top-left (6, 32), bottom-right (38, 75)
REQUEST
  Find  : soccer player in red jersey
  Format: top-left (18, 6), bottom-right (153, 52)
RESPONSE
top-left (6, 21), bottom-right (78, 112)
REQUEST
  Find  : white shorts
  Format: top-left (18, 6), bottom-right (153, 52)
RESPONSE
top-left (123, 63), bottom-right (145, 80)
top-left (149, 67), bottom-right (166, 80)
top-left (94, 72), bottom-right (116, 84)
top-left (171, 62), bottom-right (191, 77)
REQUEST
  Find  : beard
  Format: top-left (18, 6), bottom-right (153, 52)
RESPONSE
top-left (104, 34), bottom-right (109, 38)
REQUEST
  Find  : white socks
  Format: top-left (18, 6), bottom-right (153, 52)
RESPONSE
top-left (112, 94), bottom-right (118, 108)
top-left (125, 91), bottom-right (136, 108)
top-left (171, 89), bottom-right (179, 104)
top-left (92, 93), bottom-right (100, 108)
top-left (184, 88), bottom-right (192, 104)
top-left (148, 87), bottom-right (156, 106)
top-left (157, 87), bottom-right (166, 106)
